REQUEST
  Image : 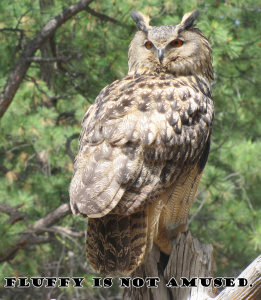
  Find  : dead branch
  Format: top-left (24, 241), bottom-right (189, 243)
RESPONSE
top-left (211, 255), bottom-right (261, 300)
top-left (48, 225), bottom-right (84, 237)
top-left (0, 0), bottom-right (94, 119)
top-left (22, 235), bottom-right (54, 246)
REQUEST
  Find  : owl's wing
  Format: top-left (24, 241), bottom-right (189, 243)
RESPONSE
top-left (69, 74), bottom-right (214, 218)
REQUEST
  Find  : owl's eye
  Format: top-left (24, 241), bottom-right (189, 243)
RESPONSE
top-left (145, 41), bottom-right (153, 50)
top-left (170, 39), bottom-right (183, 48)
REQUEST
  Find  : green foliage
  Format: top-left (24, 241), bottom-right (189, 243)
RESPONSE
top-left (0, 0), bottom-right (261, 298)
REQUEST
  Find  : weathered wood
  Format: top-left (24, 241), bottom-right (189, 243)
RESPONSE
top-left (165, 232), bottom-right (217, 300)
top-left (124, 231), bottom-right (261, 299)
top-left (123, 245), bottom-right (171, 300)
top-left (211, 255), bottom-right (261, 300)
top-left (123, 232), bottom-right (217, 300)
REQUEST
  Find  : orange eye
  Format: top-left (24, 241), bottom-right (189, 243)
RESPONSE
top-left (170, 39), bottom-right (183, 48)
top-left (145, 41), bottom-right (153, 50)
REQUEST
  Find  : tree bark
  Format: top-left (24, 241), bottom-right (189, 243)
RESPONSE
top-left (123, 232), bottom-right (217, 300)
top-left (124, 232), bottom-right (261, 300)
top-left (39, 0), bottom-right (55, 89)
top-left (212, 255), bottom-right (261, 300)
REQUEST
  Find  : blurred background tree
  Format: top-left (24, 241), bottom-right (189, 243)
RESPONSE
top-left (0, 0), bottom-right (261, 299)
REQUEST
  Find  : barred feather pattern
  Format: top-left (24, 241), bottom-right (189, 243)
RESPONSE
top-left (86, 210), bottom-right (148, 275)
top-left (70, 73), bottom-right (214, 274)
top-left (70, 73), bottom-right (214, 215)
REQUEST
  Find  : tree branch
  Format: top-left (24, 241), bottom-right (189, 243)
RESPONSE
top-left (0, 202), bottom-right (26, 225)
top-left (0, 28), bottom-right (24, 33)
top-left (45, 225), bottom-right (84, 238)
top-left (86, 7), bottom-right (129, 28)
top-left (210, 95), bottom-right (237, 153)
top-left (0, 0), bottom-right (94, 119)
top-left (25, 75), bottom-right (58, 101)
top-left (66, 133), bottom-right (80, 163)
top-left (26, 56), bottom-right (72, 62)
top-left (210, 255), bottom-right (261, 299)
top-left (0, 202), bottom-right (72, 262)
top-left (33, 203), bottom-right (71, 234)
top-left (0, 164), bottom-right (24, 181)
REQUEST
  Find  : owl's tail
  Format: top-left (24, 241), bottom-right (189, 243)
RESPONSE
top-left (86, 210), bottom-right (148, 275)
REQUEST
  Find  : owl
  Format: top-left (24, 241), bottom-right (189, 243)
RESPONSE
top-left (69, 9), bottom-right (214, 275)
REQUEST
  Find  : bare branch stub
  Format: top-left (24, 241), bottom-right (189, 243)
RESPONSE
top-left (0, 0), bottom-right (94, 119)
top-left (165, 232), bottom-right (217, 300)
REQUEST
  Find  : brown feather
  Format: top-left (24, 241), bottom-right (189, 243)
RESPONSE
top-left (70, 9), bottom-right (214, 275)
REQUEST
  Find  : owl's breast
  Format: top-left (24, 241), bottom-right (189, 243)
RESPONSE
top-left (83, 74), bottom-right (214, 165)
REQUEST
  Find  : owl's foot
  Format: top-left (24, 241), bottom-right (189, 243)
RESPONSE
top-left (154, 223), bottom-right (188, 255)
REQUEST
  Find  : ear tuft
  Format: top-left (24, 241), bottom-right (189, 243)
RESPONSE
top-left (179, 10), bottom-right (200, 31)
top-left (130, 10), bottom-right (150, 33)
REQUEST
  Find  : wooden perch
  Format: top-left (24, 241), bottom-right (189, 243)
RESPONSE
top-left (124, 232), bottom-right (261, 300)
top-left (211, 255), bottom-right (261, 300)
top-left (165, 232), bottom-right (217, 300)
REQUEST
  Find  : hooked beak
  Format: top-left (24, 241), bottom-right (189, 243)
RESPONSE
top-left (158, 49), bottom-right (164, 64)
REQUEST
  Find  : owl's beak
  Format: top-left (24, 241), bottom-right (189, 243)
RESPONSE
top-left (158, 49), bottom-right (164, 64)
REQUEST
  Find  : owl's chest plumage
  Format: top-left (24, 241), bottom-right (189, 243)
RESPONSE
top-left (71, 73), bottom-right (214, 218)
top-left (83, 73), bottom-right (213, 165)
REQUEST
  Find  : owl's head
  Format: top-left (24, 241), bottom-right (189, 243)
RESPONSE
top-left (129, 10), bottom-right (213, 81)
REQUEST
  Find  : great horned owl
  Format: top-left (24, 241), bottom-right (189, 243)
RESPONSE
top-left (69, 9), bottom-right (214, 275)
